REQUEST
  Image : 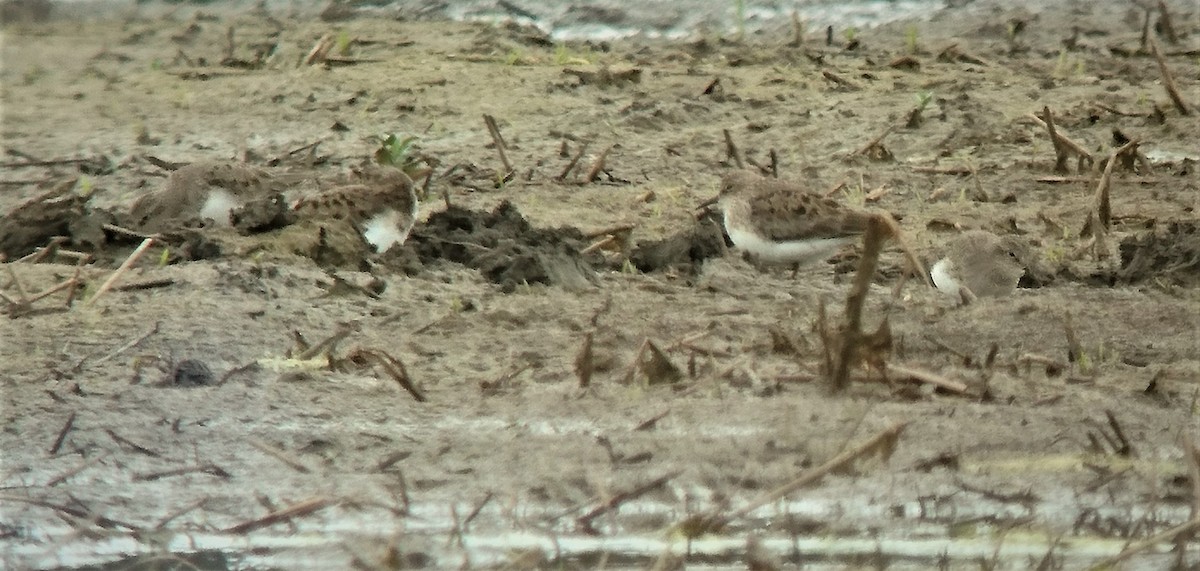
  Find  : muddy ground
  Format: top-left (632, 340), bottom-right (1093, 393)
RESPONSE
top-left (2, 1), bottom-right (1200, 569)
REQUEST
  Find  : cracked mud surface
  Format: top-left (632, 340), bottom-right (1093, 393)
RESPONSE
top-left (2, 1), bottom-right (1199, 569)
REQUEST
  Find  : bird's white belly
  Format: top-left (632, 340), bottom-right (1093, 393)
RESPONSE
top-left (930, 258), bottom-right (961, 296)
top-left (726, 225), bottom-right (853, 265)
top-left (199, 189), bottom-right (239, 226)
top-left (362, 209), bottom-right (405, 252)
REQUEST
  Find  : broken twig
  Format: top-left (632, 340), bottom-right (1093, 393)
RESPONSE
top-left (84, 237), bottom-right (156, 308)
top-left (482, 114), bottom-right (514, 174)
top-left (1149, 38), bottom-right (1191, 116)
top-left (224, 497), bottom-right (335, 534)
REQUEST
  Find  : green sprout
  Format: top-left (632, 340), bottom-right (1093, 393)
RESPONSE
top-left (554, 44), bottom-right (591, 65)
top-left (553, 45), bottom-right (571, 65)
top-left (76, 176), bottom-right (94, 197)
top-left (1077, 349), bottom-right (1094, 375)
top-left (843, 27), bottom-right (859, 44)
top-left (846, 180), bottom-right (866, 208)
top-left (904, 25), bottom-right (919, 54)
top-left (1053, 50), bottom-right (1069, 78)
top-left (916, 91), bottom-right (933, 111)
top-left (371, 133), bottom-right (429, 184)
top-left (503, 49), bottom-right (525, 66)
top-left (906, 91), bottom-right (934, 128)
top-left (1043, 244), bottom-right (1066, 264)
top-left (1052, 50), bottom-right (1086, 79)
top-left (334, 30), bottom-right (352, 56)
top-left (372, 133), bottom-right (418, 167)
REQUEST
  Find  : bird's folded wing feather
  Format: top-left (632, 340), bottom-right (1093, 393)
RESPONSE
top-left (746, 188), bottom-right (871, 242)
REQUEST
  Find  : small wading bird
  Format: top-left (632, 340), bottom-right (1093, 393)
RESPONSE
top-left (710, 169), bottom-right (874, 272)
top-left (930, 230), bottom-right (1026, 303)
top-left (291, 165), bottom-right (419, 253)
top-left (130, 161), bottom-right (420, 253)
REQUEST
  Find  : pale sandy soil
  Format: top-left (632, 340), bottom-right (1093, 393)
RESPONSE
top-left (2, 1), bottom-right (1199, 569)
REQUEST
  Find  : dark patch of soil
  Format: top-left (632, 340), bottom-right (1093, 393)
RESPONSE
top-left (407, 201), bottom-right (599, 291)
top-left (628, 216), bottom-right (726, 276)
top-left (1117, 219), bottom-right (1200, 285)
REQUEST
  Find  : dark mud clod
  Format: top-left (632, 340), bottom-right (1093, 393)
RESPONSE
top-left (0, 179), bottom-right (91, 259)
top-left (412, 201), bottom-right (596, 292)
top-left (1110, 220), bottom-right (1200, 286)
top-left (230, 193), bottom-right (295, 233)
top-left (170, 359), bottom-right (215, 387)
top-left (629, 218), bottom-right (726, 276)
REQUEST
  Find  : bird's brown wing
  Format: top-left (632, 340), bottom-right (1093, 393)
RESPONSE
top-left (745, 183), bottom-right (872, 242)
top-left (189, 162), bottom-right (269, 193)
top-left (129, 165), bottom-right (218, 227)
top-left (294, 181), bottom-right (417, 225)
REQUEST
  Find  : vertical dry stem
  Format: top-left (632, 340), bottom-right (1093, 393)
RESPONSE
top-left (1149, 39), bottom-right (1191, 116)
top-left (482, 114), bottom-right (514, 173)
top-left (832, 216), bottom-right (889, 391)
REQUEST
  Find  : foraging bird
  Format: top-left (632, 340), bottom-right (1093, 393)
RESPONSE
top-left (714, 170), bottom-right (873, 267)
top-left (290, 165), bottom-right (418, 253)
top-left (130, 161), bottom-right (300, 231)
top-left (930, 230), bottom-right (1025, 303)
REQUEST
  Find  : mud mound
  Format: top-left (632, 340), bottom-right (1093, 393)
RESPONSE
top-left (628, 217), bottom-right (727, 276)
top-left (0, 180), bottom-right (112, 259)
top-left (403, 201), bottom-right (598, 292)
top-left (1115, 220), bottom-right (1200, 286)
